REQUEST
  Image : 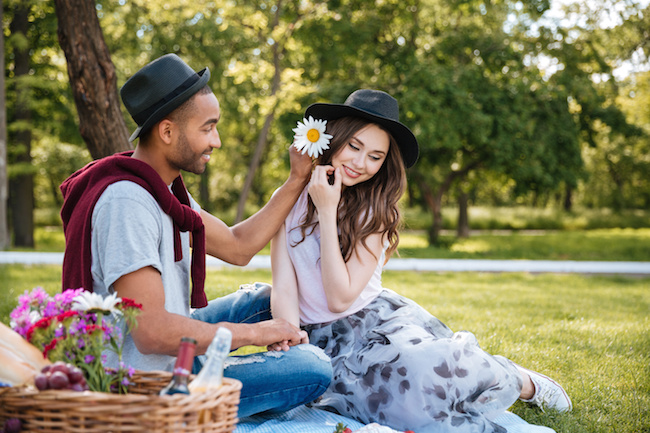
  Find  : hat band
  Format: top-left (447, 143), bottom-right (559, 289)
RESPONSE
top-left (133, 72), bottom-right (202, 125)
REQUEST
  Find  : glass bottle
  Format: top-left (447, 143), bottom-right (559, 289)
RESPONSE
top-left (188, 327), bottom-right (232, 393)
top-left (159, 337), bottom-right (197, 396)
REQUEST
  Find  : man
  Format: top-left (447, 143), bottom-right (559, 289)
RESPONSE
top-left (60, 54), bottom-right (331, 417)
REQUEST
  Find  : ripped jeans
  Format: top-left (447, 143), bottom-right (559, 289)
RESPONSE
top-left (190, 282), bottom-right (332, 418)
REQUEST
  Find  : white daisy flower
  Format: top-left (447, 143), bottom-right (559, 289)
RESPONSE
top-left (72, 291), bottom-right (122, 315)
top-left (292, 116), bottom-right (333, 158)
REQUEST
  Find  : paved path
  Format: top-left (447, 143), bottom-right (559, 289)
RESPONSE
top-left (1, 251), bottom-right (649, 275)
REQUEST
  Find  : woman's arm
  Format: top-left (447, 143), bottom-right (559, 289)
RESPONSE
top-left (270, 223), bottom-right (301, 327)
top-left (309, 166), bottom-right (385, 314)
top-left (269, 223), bottom-right (307, 350)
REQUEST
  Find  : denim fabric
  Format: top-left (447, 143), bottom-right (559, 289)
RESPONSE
top-left (191, 282), bottom-right (332, 418)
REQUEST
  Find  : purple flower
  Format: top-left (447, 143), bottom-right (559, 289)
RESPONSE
top-left (69, 318), bottom-right (90, 336)
top-left (84, 355), bottom-right (95, 363)
top-left (54, 326), bottom-right (66, 338)
top-left (42, 300), bottom-right (60, 317)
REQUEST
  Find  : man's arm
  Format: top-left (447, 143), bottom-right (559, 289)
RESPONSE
top-left (202, 146), bottom-right (311, 265)
top-left (113, 266), bottom-right (307, 355)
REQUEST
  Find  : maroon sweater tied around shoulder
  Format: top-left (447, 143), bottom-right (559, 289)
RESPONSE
top-left (60, 151), bottom-right (208, 308)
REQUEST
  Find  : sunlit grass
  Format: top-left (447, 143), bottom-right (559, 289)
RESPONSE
top-left (398, 228), bottom-right (650, 261)
top-left (22, 226), bottom-right (650, 263)
top-left (2, 265), bottom-right (648, 433)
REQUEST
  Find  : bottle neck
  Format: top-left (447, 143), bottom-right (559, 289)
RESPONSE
top-left (173, 337), bottom-right (197, 379)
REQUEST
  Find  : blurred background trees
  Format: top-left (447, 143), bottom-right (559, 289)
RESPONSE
top-left (2, 0), bottom-right (648, 247)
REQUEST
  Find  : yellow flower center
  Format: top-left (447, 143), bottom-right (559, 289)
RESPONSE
top-left (307, 129), bottom-right (320, 143)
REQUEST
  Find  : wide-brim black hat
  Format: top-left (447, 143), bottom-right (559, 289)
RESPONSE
top-left (305, 89), bottom-right (419, 168)
top-left (120, 54), bottom-right (210, 142)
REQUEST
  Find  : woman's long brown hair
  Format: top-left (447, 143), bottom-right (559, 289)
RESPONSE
top-left (292, 116), bottom-right (407, 262)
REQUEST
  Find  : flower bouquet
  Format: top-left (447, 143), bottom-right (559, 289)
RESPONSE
top-left (1, 288), bottom-right (242, 433)
top-left (9, 287), bottom-right (141, 394)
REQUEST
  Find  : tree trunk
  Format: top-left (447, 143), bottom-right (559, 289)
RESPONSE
top-left (235, 111), bottom-right (276, 223)
top-left (457, 190), bottom-right (470, 238)
top-left (8, 2), bottom-right (34, 248)
top-left (0, 1), bottom-right (9, 250)
top-left (563, 183), bottom-right (573, 212)
top-left (234, 5), bottom-right (285, 223)
top-left (54, 0), bottom-right (131, 159)
top-left (415, 176), bottom-right (443, 245)
top-left (415, 160), bottom-right (481, 246)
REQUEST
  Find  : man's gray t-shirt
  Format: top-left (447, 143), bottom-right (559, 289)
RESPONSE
top-left (90, 180), bottom-right (201, 372)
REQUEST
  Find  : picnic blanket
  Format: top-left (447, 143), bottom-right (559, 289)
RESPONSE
top-left (235, 405), bottom-right (556, 433)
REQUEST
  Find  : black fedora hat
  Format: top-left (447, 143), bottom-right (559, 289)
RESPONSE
top-left (120, 54), bottom-right (210, 142)
top-left (305, 89), bottom-right (419, 168)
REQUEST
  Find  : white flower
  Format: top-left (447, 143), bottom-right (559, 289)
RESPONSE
top-left (292, 116), bottom-right (333, 158)
top-left (72, 291), bottom-right (122, 315)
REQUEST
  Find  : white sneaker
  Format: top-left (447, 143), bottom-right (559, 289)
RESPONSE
top-left (520, 367), bottom-right (573, 412)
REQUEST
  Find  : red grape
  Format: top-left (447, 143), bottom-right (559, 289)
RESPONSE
top-left (34, 373), bottom-right (49, 391)
top-left (50, 361), bottom-right (69, 374)
top-left (68, 367), bottom-right (84, 384)
top-left (36, 363), bottom-right (87, 392)
top-left (69, 383), bottom-right (86, 392)
top-left (48, 371), bottom-right (70, 390)
top-left (4, 417), bottom-right (22, 433)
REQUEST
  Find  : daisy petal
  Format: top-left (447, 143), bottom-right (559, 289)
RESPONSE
top-left (292, 116), bottom-right (333, 158)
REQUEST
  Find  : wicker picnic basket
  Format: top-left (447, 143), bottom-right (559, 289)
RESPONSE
top-left (0, 370), bottom-right (241, 432)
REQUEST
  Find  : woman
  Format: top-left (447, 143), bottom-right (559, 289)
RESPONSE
top-left (270, 89), bottom-right (571, 432)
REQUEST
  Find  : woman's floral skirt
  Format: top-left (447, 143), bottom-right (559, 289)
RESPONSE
top-left (304, 289), bottom-right (522, 433)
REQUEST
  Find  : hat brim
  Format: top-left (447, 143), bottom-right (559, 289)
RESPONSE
top-left (305, 103), bottom-right (419, 168)
top-left (129, 67), bottom-right (211, 142)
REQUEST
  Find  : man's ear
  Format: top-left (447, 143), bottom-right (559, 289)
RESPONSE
top-left (157, 119), bottom-right (174, 144)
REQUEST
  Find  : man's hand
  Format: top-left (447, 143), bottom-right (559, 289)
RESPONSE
top-left (249, 318), bottom-right (308, 350)
top-left (288, 144), bottom-right (314, 186)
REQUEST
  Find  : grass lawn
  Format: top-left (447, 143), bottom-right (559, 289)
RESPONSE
top-left (1, 265), bottom-right (648, 433)
top-left (17, 226), bottom-right (650, 262)
top-left (398, 228), bottom-right (650, 261)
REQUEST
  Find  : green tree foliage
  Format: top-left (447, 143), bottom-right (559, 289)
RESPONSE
top-left (2, 0), bottom-right (648, 245)
top-left (297, 0), bottom-right (591, 243)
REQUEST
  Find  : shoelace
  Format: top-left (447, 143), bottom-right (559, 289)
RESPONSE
top-left (532, 380), bottom-right (560, 412)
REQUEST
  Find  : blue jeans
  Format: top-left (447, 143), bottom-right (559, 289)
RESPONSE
top-left (190, 282), bottom-right (332, 418)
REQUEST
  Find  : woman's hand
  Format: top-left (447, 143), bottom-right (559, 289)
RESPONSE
top-left (308, 165), bottom-right (342, 216)
top-left (267, 333), bottom-right (310, 352)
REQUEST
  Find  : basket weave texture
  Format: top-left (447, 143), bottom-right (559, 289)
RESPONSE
top-left (0, 370), bottom-right (241, 432)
